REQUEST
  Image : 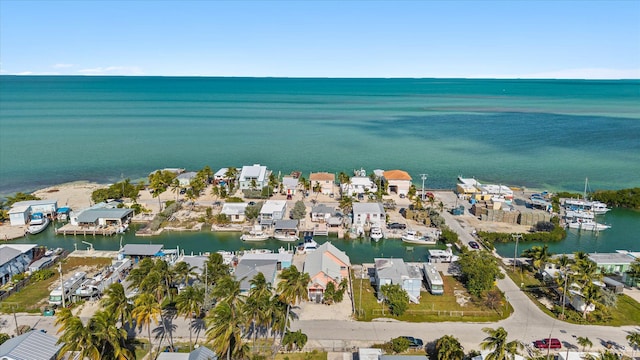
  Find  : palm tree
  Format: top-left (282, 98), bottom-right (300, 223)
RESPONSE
top-left (90, 310), bottom-right (134, 360)
top-left (212, 275), bottom-right (243, 307)
top-left (435, 334), bottom-right (464, 360)
top-left (173, 261), bottom-right (196, 286)
top-left (521, 245), bottom-right (552, 271)
top-left (176, 285), bottom-right (205, 352)
top-left (127, 257), bottom-right (155, 290)
top-left (244, 273), bottom-right (273, 345)
top-left (480, 327), bottom-right (523, 360)
top-left (581, 282), bottom-right (602, 319)
top-left (276, 265), bottom-right (310, 345)
top-left (627, 259), bottom-right (640, 287)
top-left (132, 293), bottom-right (162, 360)
top-left (149, 170), bottom-right (176, 211)
top-left (627, 331), bottom-right (640, 358)
top-left (577, 336), bottom-right (593, 352)
top-left (101, 282), bottom-right (133, 327)
top-left (339, 195), bottom-right (354, 215)
top-left (596, 351), bottom-right (619, 360)
top-left (170, 178), bottom-right (181, 202)
top-left (224, 167), bottom-right (238, 194)
top-left (206, 300), bottom-right (245, 360)
top-left (56, 315), bottom-right (99, 360)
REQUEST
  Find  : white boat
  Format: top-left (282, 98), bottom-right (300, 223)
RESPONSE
top-left (567, 219), bottom-right (611, 231)
top-left (273, 232), bottom-right (299, 242)
top-left (240, 225), bottom-right (270, 241)
top-left (297, 236), bottom-right (318, 253)
top-left (564, 209), bottom-right (594, 221)
top-left (564, 178), bottom-right (610, 214)
top-left (369, 227), bottom-right (383, 242)
top-left (116, 222), bottom-right (129, 233)
top-left (401, 230), bottom-right (437, 245)
top-left (27, 212), bottom-right (50, 235)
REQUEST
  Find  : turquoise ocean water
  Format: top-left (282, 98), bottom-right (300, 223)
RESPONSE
top-left (1, 76), bottom-right (639, 261)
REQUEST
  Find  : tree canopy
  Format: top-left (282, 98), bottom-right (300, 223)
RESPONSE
top-left (457, 250), bottom-right (504, 297)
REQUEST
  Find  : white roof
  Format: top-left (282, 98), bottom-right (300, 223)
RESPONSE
top-left (358, 348), bottom-right (382, 360)
top-left (240, 164), bottom-right (267, 182)
top-left (260, 200), bottom-right (286, 214)
top-left (8, 205), bottom-right (30, 214)
top-left (214, 168), bottom-right (228, 178)
top-left (282, 177), bottom-right (299, 188)
top-left (177, 171), bottom-right (197, 180)
top-left (221, 203), bottom-right (248, 215)
top-left (0, 330), bottom-right (62, 360)
top-left (479, 184), bottom-right (514, 196)
top-left (12, 199), bottom-right (58, 207)
top-left (0, 244), bottom-right (37, 253)
top-left (458, 177), bottom-right (480, 186)
top-left (352, 202), bottom-right (385, 214)
top-left (351, 177), bottom-right (373, 186)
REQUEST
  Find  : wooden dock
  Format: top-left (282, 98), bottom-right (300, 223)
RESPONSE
top-left (55, 224), bottom-right (120, 236)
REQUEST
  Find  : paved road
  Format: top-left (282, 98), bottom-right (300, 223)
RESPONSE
top-left (293, 207), bottom-right (638, 355)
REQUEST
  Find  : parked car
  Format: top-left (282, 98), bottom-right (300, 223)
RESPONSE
top-left (387, 222), bottom-right (406, 230)
top-left (533, 338), bottom-right (562, 349)
top-left (468, 241), bottom-right (480, 250)
top-left (400, 336), bottom-right (424, 349)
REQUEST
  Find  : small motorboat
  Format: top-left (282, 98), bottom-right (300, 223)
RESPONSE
top-left (401, 230), bottom-right (437, 245)
top-left (369, 227), bottom-right (383, 242)
top-left (27, 212), bottom-right (50, 235)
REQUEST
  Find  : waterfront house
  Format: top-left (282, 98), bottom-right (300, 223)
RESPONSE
top-left (259, 200), bottom-right (287, 226)
top-left (309, 172), bottom-right (335, 195)
top-left (149, 168), bottom-right (185, 176)
top-left (157, 345), bottom-right (217, 360)
top-left (588, 251), bottom-right (637, 274)
top-left (341, 176), bottom-right (376, 197)
top-left (71, 206), bottom-right (133, 229)
top-left (9, 200), bottom-right (58, 226)
top-left (239, 164), bottom-right (270, 190)
top-left (311, 204), bottom-right (335, 223)
top-left (281, 176), bottom-right (299, 197)
top-left (241, 250), bottom-right (292, 269)
top-left (273, 219), bottom-right (299, 239)
top-left (303, 242), bottom-right (351, 303)
top-left (221, 203), bottom-right (249, 222)
top-left (120, 244), bottom-right (178, 264)
top-left (234, 258), bottom-right (278, 293)
top-left (382, 170), bottom-right (412, 196)
top-left (176, 171), bottom-right (198, 187)
top-left (0, 244), bottom-right (36, 286)
top-left (352, 202), bottom-right (386, 228)
top-left (374, 258), bottom-right (422, 303)
top-left (0, 329), bottom-right (62, 360)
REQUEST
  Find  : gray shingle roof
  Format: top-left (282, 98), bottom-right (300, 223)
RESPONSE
top-left (0, 330), bottom-right (62, 360)
top-left (274, 219), bottom-right (298, 230)
top-left (234, 259), bottom-right (278, 291)
top-left (352, 202), bottom-right (385, 215)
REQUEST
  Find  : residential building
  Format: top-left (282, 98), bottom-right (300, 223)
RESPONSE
top-left (234, 258), bottom-right (278, 293)
top-left (177, 171), bottom-right (198, 187)
top-left (0, 244), bottom-right (37, 286)
top-left (374, 258), bottom-right (422, 303)
top-left (0, 329), bottom-right (62, 360)
top-left (309, 172), bottom-right (335, 195)
top-left (588, 251), bottom-right (637, 274)
top-left (341, 176), bottom-right (376, 197)
top-left (239, 164), bottom-right (270, 190)
top-left (220, 203), bottom-right (249, 222)
top-left (120, 244), bottom-right (178, 264)
top-left (156, 345), bottom-right (217, 360)
top-left (382, 170), bottom-right (412, 196)
top-left (71, 207), bottom-right (133, 228)
top-left (304, 242), bottom-right (351, 303)
top-left (259, 200), bottom-right (287, 226)
top-left (311, 204), bottom-right (336, 223)
top-left (281, 176), bottom-right (299, 197)
top-left (352, 202), bottom-right (386, 228)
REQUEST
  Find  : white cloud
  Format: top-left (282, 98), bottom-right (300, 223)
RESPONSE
top-left (52, 63), bottom-right (75, 69)
top-left (471, 68), bottom-right (640, 80)
top-left (15, 71), bottom-right (34, 75)
top-left (77, 66), bottom-right (144, 76)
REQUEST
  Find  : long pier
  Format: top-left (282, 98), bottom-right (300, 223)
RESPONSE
top-left (55, 224), bottom-right (120, 236)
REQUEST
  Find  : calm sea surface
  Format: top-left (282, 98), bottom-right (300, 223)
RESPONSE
top-left (1, 76), bottom-right (639, 260)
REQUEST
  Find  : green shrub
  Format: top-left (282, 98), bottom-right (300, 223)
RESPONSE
top-left (31, 269), bottom-right (55, 282)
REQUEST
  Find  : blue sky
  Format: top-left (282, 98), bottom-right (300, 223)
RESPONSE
top-left (1, 0), bottom-right (639, 78)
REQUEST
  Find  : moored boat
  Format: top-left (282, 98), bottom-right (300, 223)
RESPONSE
top-left (240, 225), bottom-right (270, 241)
top-left (369, 227), bottom-right (383, 242)
top-left (401, 230), bottom-right (437, 245)
top-left (567, 219), bottom-right (610, 231)
top-left (27, 212), bottom-right (50, 235)
top-left (273, 232), bottom-right (299, 242)
top-left (297, 235), bottom-right (318, 253)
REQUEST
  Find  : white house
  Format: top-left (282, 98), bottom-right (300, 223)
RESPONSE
top-left (281, 176), bottom-right (299, 196)
top-left (374, 258), bottom-right (422, 303)
top-left (176, 171), bottom-right (198, 187)
top-left (382, 170), bottom-right (412, 196)
top-left (259, 200), bottom-right (287, 226)
top-left (0, 244), bottom-right (37, 286)
top-left (239, 164), bottom-right (270, 190)
top-left (311, 204), bottom-right (335, 223)
top-left (8, 205), bottom-right (30, 226)
top-left (341, 176), bottom-right (376, 196)
top-left (309, 172), bottom-right (335, 195)
top-left (352, 202), bottom-right (385, 228)
top-left (221, 203), bottom-right (249, 223)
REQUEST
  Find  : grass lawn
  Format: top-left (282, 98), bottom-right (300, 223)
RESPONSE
top-left (504, 266), bottom-right (640, 326)
top-left (353, 273), bottom-right (511, 322)
top-left (0, 257), bottom-right (112, 313)
top-left (276, 350), bottom-right (327, 360)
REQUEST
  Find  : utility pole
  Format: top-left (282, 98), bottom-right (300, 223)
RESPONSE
top-left (58, 262), bottom-right (65, 308)
top-left (512, 233), bottom-right (522, 272)
top-left (13, 305), bottom-right (19, 336)
top-left (359, 266), bottom-right (364, 317)
top-left (420, 174), bottom-right (428, 201)
top-left (561, 266), bottom-right (570, 319)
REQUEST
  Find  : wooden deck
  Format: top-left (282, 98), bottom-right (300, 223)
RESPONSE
top-left (55, 224), bottom-right (120, 236)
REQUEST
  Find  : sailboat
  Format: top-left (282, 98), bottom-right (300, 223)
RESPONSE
top-left (563, 178), bottom-right (610, 215)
